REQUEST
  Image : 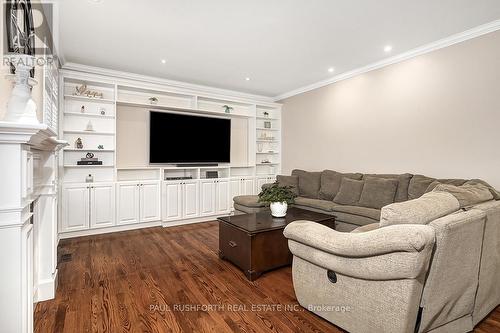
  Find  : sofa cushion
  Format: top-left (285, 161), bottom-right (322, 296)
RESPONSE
top-left (333, 205), bottom-right (381, 220)
top-left (291, 169), bottom-right (322, 199)
top-left (333, 211), bottom-right (379, 227)
top-left (294, 197), bottom-right (336, 212)
top-left (333, 178), bottom-right (364, 206)
top-left (358, 176), bottom-right (399, 209)
top-left (408, 175), bottom-right (467, 200)
top-left (362, 173), bottom-right (413, 202)
top-left (351, 223), bottom-right (381, 233)
top-left (433, 183), bottom-right (493, 208)
top-left (234, 203), bottom-right (268, 214)
top-left (277, 175), bottom-right (299, 196)
top-left (465, 179), bottom-right (500, 200)
top-left (380, 192), bottom-right (459, 227)
top-left (318, 170), bottom-right (363, 200)
top-left (233, 195), bottom-right (266, 208)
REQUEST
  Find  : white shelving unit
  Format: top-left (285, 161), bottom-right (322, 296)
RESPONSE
top-left (59, 69), bottom-right (282, 238)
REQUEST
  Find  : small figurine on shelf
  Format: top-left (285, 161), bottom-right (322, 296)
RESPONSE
top-left (263, 111), bottom-right (269, 118)
top-left (85, 120), bottom-right (94, 131)
top-left (99, 107), bottom-right (106, 115)
top-left (97, 145), bottom-right (104, 150)
top-left (149, 97), bottom-right (159, 105)
top-left (222, 105), bottom-right (234, 114)
top-left (80, 105), bottom-right (85, 113)
top-left (75, 138), bottom-right (83, 149)
top-left (75, 84), bottom-right (88, 96)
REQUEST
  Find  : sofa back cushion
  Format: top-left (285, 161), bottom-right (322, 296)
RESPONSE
top-left (380, 191), bottom-right (459, 227)
top-left (276, 175), bottom-right (299, 196)
top-left (465, 179), bottom-right (500, 200)
top-left (362, 173), bottom-right (412, 202)
top-left (319, 170), bottom-right (363, 200)
top-left (333, 178), bottom-right (364, 205)
top-left (433, 183), bottom-right (493, 208)
top-left (291, 169), bottom-right (322, 199)
top-left (358, 176), bottom-right (399, 209)
top-left (408, 175), bottom-right (467, 200)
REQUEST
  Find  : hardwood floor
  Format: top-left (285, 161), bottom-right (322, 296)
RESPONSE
top-left (35, 222), bottom-right (500, 333)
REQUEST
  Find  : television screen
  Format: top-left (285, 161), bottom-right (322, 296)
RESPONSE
top-left (149, 111), bottom-right (231, 164)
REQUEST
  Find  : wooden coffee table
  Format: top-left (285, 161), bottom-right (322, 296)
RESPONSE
top-left (218, 207), bottom-right (335, 281)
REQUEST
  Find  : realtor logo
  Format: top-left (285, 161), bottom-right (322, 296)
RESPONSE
top-left (3, 0), bottom-right (56, 72)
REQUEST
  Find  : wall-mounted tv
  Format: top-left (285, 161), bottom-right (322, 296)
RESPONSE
top-left (149, 111), bottom-right (231, 164)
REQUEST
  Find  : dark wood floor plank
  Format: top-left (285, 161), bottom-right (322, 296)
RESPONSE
top-left (34, 222), bottom-right (500, 333)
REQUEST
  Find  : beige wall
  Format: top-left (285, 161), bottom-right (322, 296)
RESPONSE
top-left (281, 31), bottom-right (500, 188)
top-left (116, 106), bottom-right (248, 167)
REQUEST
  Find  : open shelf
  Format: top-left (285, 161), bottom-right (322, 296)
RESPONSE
top-left (64, 112), bottom-right (115, 119)
top-left (64, 165), bottom-right (115, 168)
top-left (64, 95), bottom-right (115, 104)
top-left (63, 130), bottom-right (115, 136)
top-left (256, 127), bottom-right (280, 131)
top-left (64, 148), bottom-right (115, 152)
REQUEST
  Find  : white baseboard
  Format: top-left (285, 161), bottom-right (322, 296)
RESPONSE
top-left (58, 221), bottom-right (162, 239)
top-left (58, 214), bottom-right (227, 240)
top-left (35, 270), bottom-right (58, 302)
top-left (162, 215), bottom-right (223, 228)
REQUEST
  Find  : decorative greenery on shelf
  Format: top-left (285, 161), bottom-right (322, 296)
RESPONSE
top-left (258, 182), bottom-right (296, 204)
top-left (149, 97), bottom-right (159, 104)
top-left (222, 105), bottom-right (234, 113)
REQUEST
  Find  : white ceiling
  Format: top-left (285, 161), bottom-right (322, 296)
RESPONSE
top-left (57, 0), bottom-right (500, 98)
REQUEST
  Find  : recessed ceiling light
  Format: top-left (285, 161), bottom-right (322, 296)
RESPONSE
top-left (328, 67), bottom-right (335, 73)
top-left (161, 59), bottom-right (167, 64)
top-left (245, 77), bottom-right (251, 81)
top-left (384, 45), bottom-right (393, 53)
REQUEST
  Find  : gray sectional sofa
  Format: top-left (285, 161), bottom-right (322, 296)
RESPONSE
top-left (233, 169), bottom-right (496, 232)
top-left (233, 169), bottom-right (500, 332)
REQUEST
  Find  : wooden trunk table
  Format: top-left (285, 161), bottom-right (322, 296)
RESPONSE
top-left (218, 207), bottom-right (335, 281)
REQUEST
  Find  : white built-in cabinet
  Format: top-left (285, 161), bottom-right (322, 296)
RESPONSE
top-left (117, 181), bottom-right (161, 225)
top-left (255, 176), bottom-right (277, 193)
top-left (162, 180), bottom-right (200, 222)
top-left (199, 179), bottom-right (230, 216)
top-left (230, 177), bottom-right (255, 208)
top-left (61, 183), bottom-right (115, 232)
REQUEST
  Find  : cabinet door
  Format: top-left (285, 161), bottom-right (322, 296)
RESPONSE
top-left (163, 182), bottom-right (182, 221)
top-left (183, 181), bottom-right (199, 219)
top-left (255, 177), bottom-right (270, 194)
top-left (200, 180), bottom-right (217, 216)
top-left (140, 181), bottom-right (161, 222)
top-left (116, 183), bottom-right (140, 225)
top-left (216, 179), bottom-right (230, 214)
top-left (241, 178), bottom-right (255, 195)
top-left (90, 183), bottom-right (115, 229)
top-left (230, 179), bottom-right (241, 209)
top-left (61, 184), bottom-right (89, 232)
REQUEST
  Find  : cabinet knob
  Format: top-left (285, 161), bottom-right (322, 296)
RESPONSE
top-left (228, 240), bottom-right (237, 248)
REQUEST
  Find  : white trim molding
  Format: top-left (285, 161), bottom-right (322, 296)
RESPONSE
top-left (62, 62), bottom-right (276, 104)
top-left (273, 19), bottom-right (500, 101)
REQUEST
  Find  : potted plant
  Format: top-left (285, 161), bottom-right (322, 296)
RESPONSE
top-left (222, 105), bottom-right (233, 114)
top-left (258, 182), bottom-right (296, 217)
top-left (149, 97), bottom-right (159, 105)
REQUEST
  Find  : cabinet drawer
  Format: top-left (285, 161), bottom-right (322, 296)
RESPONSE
top-left (219, 222), bottom-right (251, 271)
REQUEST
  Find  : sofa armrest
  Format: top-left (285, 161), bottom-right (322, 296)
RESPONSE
top-left (284, 221), bottom-right (435, 280)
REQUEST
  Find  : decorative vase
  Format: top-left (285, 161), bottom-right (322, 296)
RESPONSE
top-left (3, 54), bottom-right (39, 124)
top-left (270, 202), bottom-right (288, 217)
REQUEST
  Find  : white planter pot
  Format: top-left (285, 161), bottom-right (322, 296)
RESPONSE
top-left (270, 202), bottom-right (288, 217)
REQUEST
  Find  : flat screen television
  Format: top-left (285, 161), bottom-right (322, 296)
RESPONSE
top-left (149, 111), bottom-right (231, 164)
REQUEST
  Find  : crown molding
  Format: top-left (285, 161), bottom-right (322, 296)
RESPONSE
top-left (62, 62), bottom-right (277, 104)
top-left (273, 19), bottom-right (500, 101)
